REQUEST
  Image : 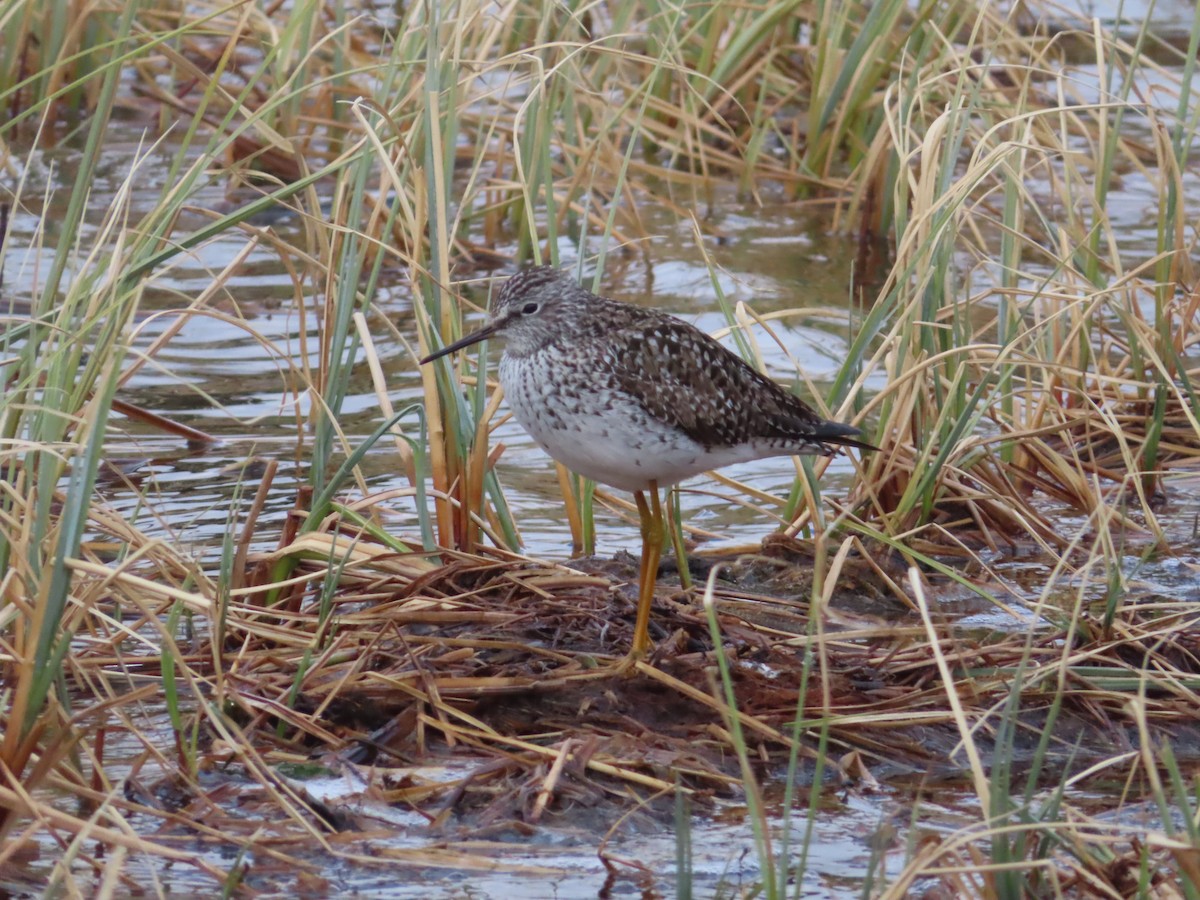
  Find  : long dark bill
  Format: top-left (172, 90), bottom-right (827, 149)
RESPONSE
top-left (420, 321), bottom-right (500, 365)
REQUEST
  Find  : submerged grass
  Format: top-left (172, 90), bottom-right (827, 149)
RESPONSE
top-left (2, 0), bottom-right (1200, 895)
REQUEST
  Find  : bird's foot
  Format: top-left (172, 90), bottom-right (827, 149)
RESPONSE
top-left (612, 646), bottom-right (650, 677)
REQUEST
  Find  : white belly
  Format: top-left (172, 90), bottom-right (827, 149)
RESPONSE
top-left (499, 352), bottom-right (719, 492)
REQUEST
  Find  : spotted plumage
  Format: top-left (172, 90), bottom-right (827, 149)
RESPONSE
top-left (422, 266), bottom-right (869, 493)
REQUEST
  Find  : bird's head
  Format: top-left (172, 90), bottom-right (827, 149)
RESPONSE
top-left (420, 266), bottom-right (591, 362)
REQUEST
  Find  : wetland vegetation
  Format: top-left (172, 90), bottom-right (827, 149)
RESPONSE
top-left (2, 0), bottom-right (1200, 896)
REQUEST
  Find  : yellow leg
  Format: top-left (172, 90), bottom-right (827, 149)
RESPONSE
top-left (626, 480), bottom-right (664, 666)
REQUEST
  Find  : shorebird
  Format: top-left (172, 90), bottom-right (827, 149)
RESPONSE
top-left (422, 266), bottom-right (871, 664)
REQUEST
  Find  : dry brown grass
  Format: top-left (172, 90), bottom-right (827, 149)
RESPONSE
top-left (5, 509), bottom-right (1192, 891)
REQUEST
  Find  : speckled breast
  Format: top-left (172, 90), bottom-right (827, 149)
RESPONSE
top-left (498, 346), bottom-right (715, 493)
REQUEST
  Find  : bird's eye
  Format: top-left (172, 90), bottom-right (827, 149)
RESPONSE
top-left (522, 302), bottom-right (539, 315)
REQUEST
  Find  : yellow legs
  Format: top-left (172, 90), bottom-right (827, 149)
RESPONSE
top-left (625, 480), bottom-right (664, 667)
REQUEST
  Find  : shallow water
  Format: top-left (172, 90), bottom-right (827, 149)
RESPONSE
top-left (7, 169), bottom-right (883, 564)
top-left (8, 23), bottom-right (1199, 565)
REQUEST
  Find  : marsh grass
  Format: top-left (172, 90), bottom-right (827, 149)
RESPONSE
top-left (2, 0), bottom-right (1200, 895)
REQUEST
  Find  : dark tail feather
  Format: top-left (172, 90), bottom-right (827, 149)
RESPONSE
top-left (813, 421), bottom-right (880, 454)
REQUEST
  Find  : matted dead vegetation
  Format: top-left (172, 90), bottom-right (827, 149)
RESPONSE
top-left (6, 506), bottom-right (1194, 894)
top-left (227, 526), bottom-right (1200, 781)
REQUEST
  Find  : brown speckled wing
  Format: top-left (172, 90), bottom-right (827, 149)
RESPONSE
top-left (609, 317), bottom-right (861, 451)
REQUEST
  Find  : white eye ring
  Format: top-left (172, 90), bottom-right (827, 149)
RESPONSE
top-left (522, 302), bottom-right (539, 315)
